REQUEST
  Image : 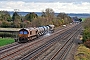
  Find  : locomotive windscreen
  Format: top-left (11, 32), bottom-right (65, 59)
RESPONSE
top-left (20, 31), bottom-right (23, 34)
top-left (19, 29), bottom-right (29, 34)
top-left (23, 31), bottom-right (28, 34)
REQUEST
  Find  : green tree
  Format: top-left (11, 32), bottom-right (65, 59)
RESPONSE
top-left (12, 12), bottom-right (21, 27)
top-left (52, 19), bottom-right (62, 27)
top-left (1, 21), bottom-right (11, 27)
top-left (25, 12), bottom-right (38, 22)
top-left (12, 12), bottom-right (20, 21)
top-left (57, 12), bottom-right (72, 24)
top-left (83, 18), bottom-right (90, 42)
top-left (0, 11), bottom-right (11, 21)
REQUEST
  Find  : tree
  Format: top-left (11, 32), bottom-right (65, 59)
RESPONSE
top-left (83, 17), bottom-right (90, 28)
top-left (0, 11), bottom-right (11, 21)
top-left (42, 8), bottom-right (54, 17)
top-left (12, 12), bottom-right (20, 21)
top-left (12, 12), bottom-right (21, 27)
top-left (52, 18), bottom-right (62, 27)
top-left (57, 13), bottom-right (72, 24)
top-left (41, 8), bottom-right (55, 25)
top-left (57, 13), bottom-right (66, 19)
top-left (25, 12), bottom-right (38, 22)
top-left (1, 21), bottom-right (11, 27)
top-left (83, 17), bottom-right (90, 48)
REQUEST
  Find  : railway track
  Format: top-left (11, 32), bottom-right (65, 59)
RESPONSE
top-left (17, 23), bottom-right (82, 60)
top-left (50, 26), bottom-right (82, 60)
top-left (0, 42), bottom-right (19, 51)
top-left (19, 27), bottom-right (75, 60)
top-left (42, 24), bottom-right (82, 60)
top-left (0, 23), bottom-right (78, 60)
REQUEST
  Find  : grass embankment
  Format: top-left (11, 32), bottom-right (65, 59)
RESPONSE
top-left (0, 38), bottom-right (15, 47)
top-left (81, 18), bottom-right (86, 22)
top-left (75, 44), bottom-right (90, 60)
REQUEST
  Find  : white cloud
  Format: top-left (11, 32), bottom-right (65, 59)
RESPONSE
top-left (0, 1), bottom-right (90, 13)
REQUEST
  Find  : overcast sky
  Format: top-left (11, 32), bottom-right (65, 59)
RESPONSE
top-left (0, 0), bottom-right (90, 13)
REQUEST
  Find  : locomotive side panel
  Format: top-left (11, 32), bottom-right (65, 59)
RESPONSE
top-left (28, 28), bottom-right (38, 40)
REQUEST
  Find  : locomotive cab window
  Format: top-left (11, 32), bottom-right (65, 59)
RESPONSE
top-left (19, 31), bottom-right (23, 34)
top-left (24, 31), bottom-right (28, 34)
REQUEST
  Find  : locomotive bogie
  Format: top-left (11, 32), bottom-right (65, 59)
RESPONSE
top-left (19, 37), bottom-right (28, 42)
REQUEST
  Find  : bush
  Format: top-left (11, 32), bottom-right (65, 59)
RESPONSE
top-left (0, 32), bottom-right (16, 38)
top-left (84, 40), bottom-right (90, 48)
top-left (82, 28), bottom-right (90, 42)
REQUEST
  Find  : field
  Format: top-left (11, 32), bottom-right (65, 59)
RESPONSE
top-left (0, 38), bottom-right (15, 47)
top-left (75, 44), bottom-right (90, 60)
top-left (81, 18), bottom-right (86, 21)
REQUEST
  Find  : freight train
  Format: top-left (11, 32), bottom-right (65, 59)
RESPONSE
top-left (18, 25), bottom-right (55, 42)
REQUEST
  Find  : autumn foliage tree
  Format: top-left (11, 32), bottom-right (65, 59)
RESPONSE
top-left (57, 13), bottom-right (72, 25)
top-left (83, 17), bottom-right (90, 48)
top-left (41, 8), bottom-right (54, 25)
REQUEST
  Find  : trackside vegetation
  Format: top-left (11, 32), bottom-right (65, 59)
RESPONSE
top-left (82, 17), bottom-right (90, 48)
top-left (75, 44), bottom-right (90, 60)
top-left (75, 17), bottom-right (90, 60)
top-left (0, 38), bottom-right (15, 47)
